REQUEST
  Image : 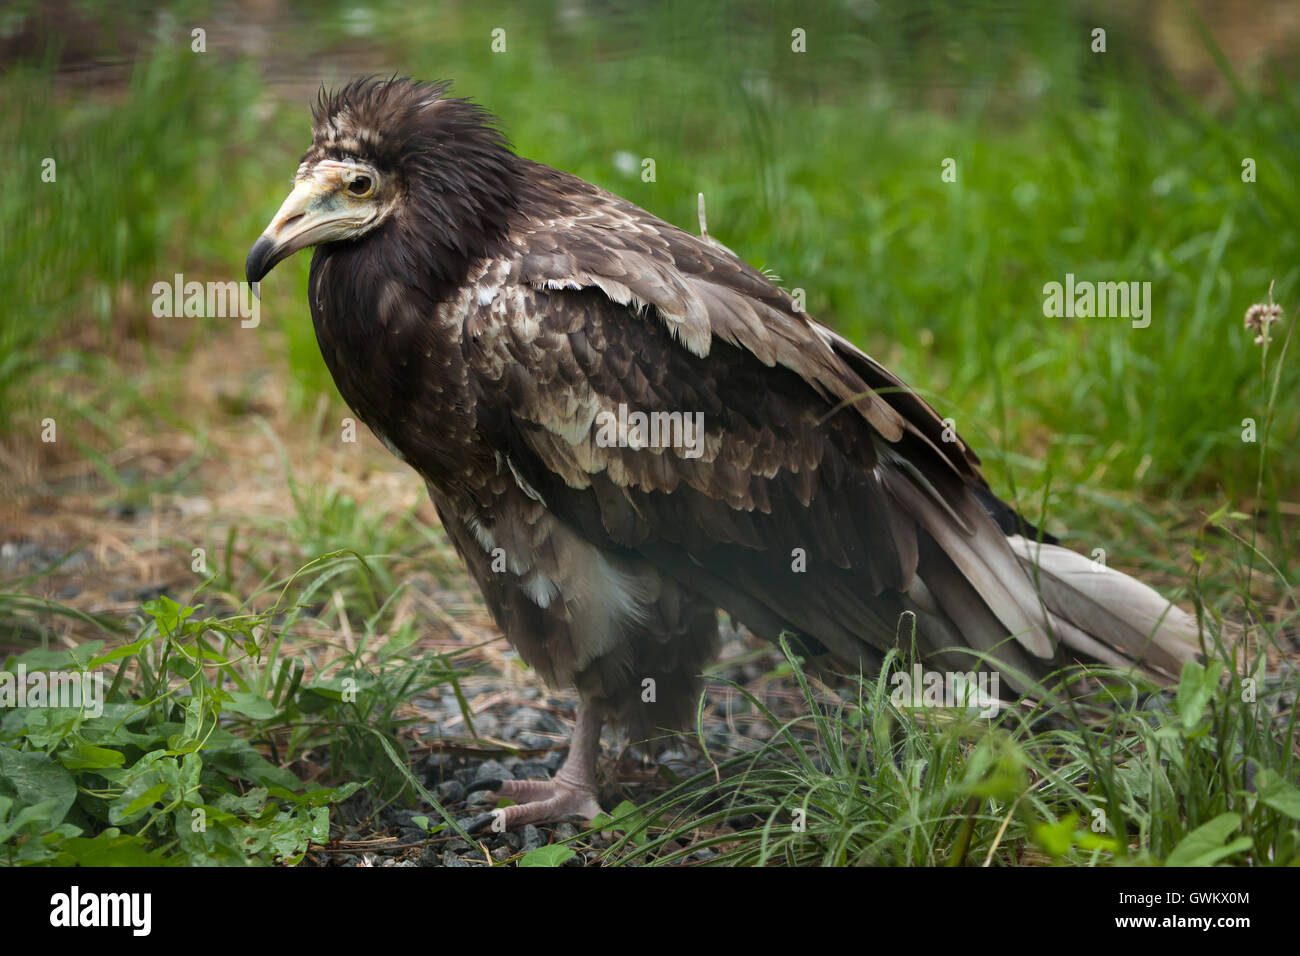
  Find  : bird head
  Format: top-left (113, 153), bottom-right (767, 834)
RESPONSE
top-left (246, 76), bottom-right (518, 286)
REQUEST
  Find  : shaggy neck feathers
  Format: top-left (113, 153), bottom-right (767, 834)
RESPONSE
top-left (310, 76), bottom-right (522, 303)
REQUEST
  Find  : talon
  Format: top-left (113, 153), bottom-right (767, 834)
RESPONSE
top-left (465, 812), bottom-right (499, 835)
top-left (457, 704), bottom-right (607, 830)
top-left (465, 777), bottom-right (505, 795)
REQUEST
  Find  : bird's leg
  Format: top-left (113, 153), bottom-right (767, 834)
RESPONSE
top-left (467, 701), bottom-right (603, 828)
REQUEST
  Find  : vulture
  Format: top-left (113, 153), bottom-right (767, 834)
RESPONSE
top-left (246, 77), bottom-right (1199, 827)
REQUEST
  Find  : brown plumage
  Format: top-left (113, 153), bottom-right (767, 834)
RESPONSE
top-left (247, 77), bottom-right (1199, 826)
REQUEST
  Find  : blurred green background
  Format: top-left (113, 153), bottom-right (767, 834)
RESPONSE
top-left (3, 0), bottom-right (1297, 559)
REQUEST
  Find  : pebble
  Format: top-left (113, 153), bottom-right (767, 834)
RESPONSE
top-left (534, 712), bottom-right (564, 733)
top-left (554, 822), bottom-right (578, 841)
top-left (656, 748), bottom-right (697, 776)
top-left (513, 760), bottom-right (549, 779)
top-left (435, 779), bottom-right (465, 804)
top-left (472, 759), bottom-right (514, 783)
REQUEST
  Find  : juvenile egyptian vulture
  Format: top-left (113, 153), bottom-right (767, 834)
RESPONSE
top-left (246, 77), bottom-right (1198, 826)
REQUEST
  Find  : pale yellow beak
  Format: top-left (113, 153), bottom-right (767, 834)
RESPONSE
top-left (246, 161), bottom-right (375, 282)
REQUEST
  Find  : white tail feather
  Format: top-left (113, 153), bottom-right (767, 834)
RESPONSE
top-left (1006, 534), bottom-right (1199, 680)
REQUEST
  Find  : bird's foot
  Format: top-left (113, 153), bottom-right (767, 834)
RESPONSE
top-left (466, 774), bottom-right (602, 829)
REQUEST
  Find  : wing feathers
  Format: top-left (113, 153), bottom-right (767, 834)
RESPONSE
top-left (462, 161), bottom-right (1201, 695)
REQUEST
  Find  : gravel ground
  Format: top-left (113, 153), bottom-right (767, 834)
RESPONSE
top-left (306, 627), bottom-right (792, 867)
top-left (0, 516), bottom-right (797, 869)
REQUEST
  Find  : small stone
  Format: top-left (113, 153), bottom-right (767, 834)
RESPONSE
top-left (491, 845), bottom-right (512, 862)
top-left (392, 809), bottom-right (427, 829)
top-left (554, 822), bottom-right (578, 841)
top-left (656, 749), bottom-right (696, 776)
top-left (435, 779), bottom-right (465, 804)
top-left (422, 752), bottom-right (448, 775)
top-left (472, 760), bottom-right (513, 784)
top-left (513, 761), bottom-right (549, 780)
top-left (522, 824), bottom-right (544, 850)
top-left (534, 711), bottom-right (564, 733)
top-left (507, 707), bottom-right (541, 730)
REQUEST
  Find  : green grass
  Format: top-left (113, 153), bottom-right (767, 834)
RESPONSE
top-left (589, 633), bottom-right (1299, 866)
top-left (2, 0), bottom-right (1298, 865)
top-left (0, 552), bottom-right (479, 865)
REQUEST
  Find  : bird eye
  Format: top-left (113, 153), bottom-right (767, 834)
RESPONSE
top-left (345, 173), bottom-right (374, 197)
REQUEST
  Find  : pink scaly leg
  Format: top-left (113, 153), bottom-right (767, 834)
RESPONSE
top-left (467, 702), bottom-right (603, 828)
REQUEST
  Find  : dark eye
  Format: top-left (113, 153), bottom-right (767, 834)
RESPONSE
top-left (347, 174), bottom-right (373, 197)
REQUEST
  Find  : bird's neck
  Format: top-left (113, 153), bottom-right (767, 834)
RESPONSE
top-left (399, 152), bottom-right (523, 301)
top-left (306, 220), bottom-right (503, 493)
top-left (305, 149), bottom-right (522, 490)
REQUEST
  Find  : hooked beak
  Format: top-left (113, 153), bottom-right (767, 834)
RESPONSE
top-left (246, 164), bottom-right (372, 283)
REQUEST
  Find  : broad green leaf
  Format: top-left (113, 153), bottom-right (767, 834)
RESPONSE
top-left (0, 746), bottom-right (77, 826)
top-left (54, 829), bottom-right (170, 866)
top-left (0, 796), bottom-right (64, 844)
top-left (1032, 814), bottom-right (1079, 860)
top-left (109, 778), bottom-right (168, 825)
top-left (519, 844), bottom-right (576, 867)
top-left (16, 707), bottom-right (81, 749)
top-left (1254, 770), bottom-right (1300, 820)
top-left (87, 635), bottom-right (155, 668)
top-left (1165, 813), bottom-right (1251, 866)
top-left (9, 642), bottom-right (104, 670)
top-left (222, 691), bottom-right (277, 720)
top-left (61, 740), bottom-right (126, 771)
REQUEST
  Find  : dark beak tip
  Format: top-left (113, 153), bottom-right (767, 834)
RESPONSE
top-left (245, 234), bottom-right (277, 285)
